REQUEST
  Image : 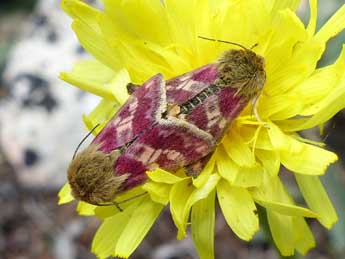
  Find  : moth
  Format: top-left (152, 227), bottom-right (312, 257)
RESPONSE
top-left (67, 39), bottom-right (266, 206)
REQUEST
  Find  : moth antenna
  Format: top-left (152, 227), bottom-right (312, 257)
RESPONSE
top-left (91, 202), bottom-right (122, 212)
top-left (90, 192), bottom-right (148, 211)
top-left (250, 43), bottom-right (259, 50)
top-left (198, 36), bottom-right (249, 50)
top-left (72, 123), bottom-right (100, 159)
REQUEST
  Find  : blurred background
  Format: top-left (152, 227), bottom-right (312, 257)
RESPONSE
top-left (0, 0), bottom-right (344, 259)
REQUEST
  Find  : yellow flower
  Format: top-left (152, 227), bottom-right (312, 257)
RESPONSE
top-left (58, 0), bottom-right (344, 258)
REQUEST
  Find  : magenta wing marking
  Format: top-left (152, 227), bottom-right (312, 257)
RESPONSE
top-left (93, 74), bottom-right (166, 153)
top-left (113, 155), bottom-right (147, 191)
top-left (166, 64), bottom-right (218, 104)
top-left (116, 117), bottom-right (214, 180)
top-left (186, 88), bottom-right (246, 140)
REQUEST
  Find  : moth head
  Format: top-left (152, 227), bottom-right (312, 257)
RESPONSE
top-left (67, 144), bottom-right (128, 205)
top-left (217, 48), bottom-right (266, 99)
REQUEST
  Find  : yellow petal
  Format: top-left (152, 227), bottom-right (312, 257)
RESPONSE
top-left (268, 211), bottom-right (315, 255)
top-left (95, 206), bottom-right (121, 221)
top-left (252, 174), bottom-right (318, 218)
top-left (170, 179), bottom-right (194, 239)
top-left (267, 211), bottom-right (294, 256)
top-left (192, 155), bottom-right (215, 188)
top-left (95, 187), bottom-right (150, 220)
top-left (267, 123), bottom-right (335, 176)
top-left (280, 141), bottom-right (338, 175)
top-left (77, 201), bottom-right (96, 216)
top-left (81, 68), bottom-right (130, 132)
top-left (280, 75), bottom-right (345, 132)
top-left (106, 68), bottom-right (131, 104)
top-left (264, 9), bottom-right (306, 76)
top-left (217, 180), bottom-right (258, 241)
top-left (252, 171), bottom-right (290, 204)
top-left (191, 190), bottom-right (216, 259)
top-left (67, 59), bottom-right (116, 83)
top-left (271, 0), bottom-right (301, 14)
top-left (92, 200), bottom-right (141, 259)
top-left (142, 181), bottom-right (170, 205)
top-left (60, 72), bottom-right (115, 100)
top-left (58, 183), bottom-right (74, 205)
top-left (266, 40), bottom-right (323, 96)
top-left (223, 128), bottom-right (256, 167)
top-left (293, 217), bottom-right (315, 255)
top-left (255, 199), bottom-right (317, 218)
top-left (215, 145), bottom-right (238, 183)
top-left (98, 13), bottom-right (179, 79)
top-left (103, 0), bottom-right (170, 46)
top-left (115, 197), bottom-right (164, 258)
top-left (216, 0), bottom-right (270, 50)
top-left (267, 122), bottom-right (302, 152)
top-left (257, 94), bottom-right (303, 120)
top-left (279, 97), bottom-right (344, 132)
top-left (60, 65), bottom-right (128, 103)
top-left (134, 41), bottom-right (191, 76)
top-left (295, 175), bottom-right (338, 228)
top-left (306, 0), bottom-right (318, 37)
top-left (188, 174), bottom-right (220, 209)
top-left (171, 174), bottom-right (220, 240)
top-left (293, 46), bottom-right (345, 116)
top-left (72, 19), bottom-right (123, 71)
top-left (82, 100), bottom-right (119, 133)
top-left (61, 0), bottom-right (100, 32)
top-left (239, 125), bottom-right (273, 150)
top-left (255, 149), bottom-right (280, 176)
top-left (164, 0), bottom-right (200, 61)
top-left (314, 4), bottom-right (345, 44)
top-left (232, 164), bottom-right (263, 188)
top-left (147, 168), bottom-right (185, 184)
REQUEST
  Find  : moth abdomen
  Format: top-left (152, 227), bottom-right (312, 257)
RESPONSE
top-left (179, 84), bottom-right (221, 114)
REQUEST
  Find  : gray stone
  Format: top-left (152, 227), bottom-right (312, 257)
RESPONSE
top-left (0, 0), bottom-right (100, 189)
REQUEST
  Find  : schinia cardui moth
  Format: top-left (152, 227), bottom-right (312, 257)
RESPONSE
top-left (67, 45), bottom-right (266, 206)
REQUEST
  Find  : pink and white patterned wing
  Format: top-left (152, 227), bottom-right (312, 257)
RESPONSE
top-left (166, 63), bottom-right (218, 104)
top-left (121, 117), bottom-right (215, 172)
top-left (93, 74), bottom-right (166, 153)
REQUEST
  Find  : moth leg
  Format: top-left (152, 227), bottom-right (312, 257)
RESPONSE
top-left (251, 95), bottom-right (269, 128)
top-left (126, 83), bottom-right (140, 95)
top-left (186, 153), bottom-right (213, 178)
top-left (112, 201), bottom-right (123, 212)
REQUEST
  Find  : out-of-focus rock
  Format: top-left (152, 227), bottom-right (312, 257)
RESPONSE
top-left (0, 0), bottom-right (99, 189)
